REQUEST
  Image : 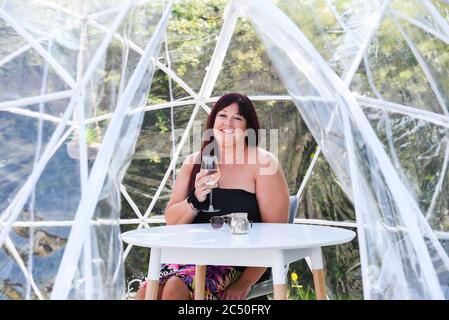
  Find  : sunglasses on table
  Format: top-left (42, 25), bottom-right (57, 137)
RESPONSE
top-left (209, 215), bottom-right (253, 230)
top-left (209, 215), bottom-right (231, 230)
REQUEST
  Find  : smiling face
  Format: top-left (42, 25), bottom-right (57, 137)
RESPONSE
top-left (213, 102), bottom-right (248, 149)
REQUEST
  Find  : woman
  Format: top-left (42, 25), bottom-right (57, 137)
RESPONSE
top-left (136, 92), bottom-right (289, 300)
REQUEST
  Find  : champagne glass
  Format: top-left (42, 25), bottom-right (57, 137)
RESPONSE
top-left (201, 155), bottom-right (221, 213)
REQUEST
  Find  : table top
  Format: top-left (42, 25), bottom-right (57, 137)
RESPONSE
top-left (121, 223), bottom-right (356, 250)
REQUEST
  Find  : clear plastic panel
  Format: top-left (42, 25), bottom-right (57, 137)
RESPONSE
top-left (275, 0), bottom-right (382, 77)
top-left (213, 18), bottom-right (286, 96)
top-left (0, 48), bottom-right (71, 103)
top-left (0, 0), bottom-right (170, 300)
top-left (0, 112), bottom-right (60, 214)
top-left (0, 225), bottom-right (70, 299)
top-left (390, 0), bottom-right (449, 38)
top-left (1, 1), bottom-right (85, 82)
top-left (351, 116), bottom-right (449, 298)
top-left (0, 19), bottom-right (28, 62)
top-left (164, 0), bottom-right (227, 95)
top-left (298, 153), bottom-right (356, 222)
top-left (123, 103), bottom-right (196, 216)
top-left (240, 0), bottom-right (449, 299)
top-left (351, 16), bottom-right (447, 114)
top-left (363, 107), bottom-right (449, 224)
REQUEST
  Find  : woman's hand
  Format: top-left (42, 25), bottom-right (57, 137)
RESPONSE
top-left (194, 170), bottom-right (218, 202)
top-left (222, 277), bottom-right (252, 300)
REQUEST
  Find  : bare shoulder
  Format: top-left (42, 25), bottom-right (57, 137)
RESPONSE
top-left (248, 147), bottom-right (282, 177)
top-left (182, 151), bottom-right (201, 165)
top-left (254, 147), bottom-right (279, 167)
top-left (184, 151), bottom-right (200, 164)
top-left (178, 151), bottom-right (200, 174)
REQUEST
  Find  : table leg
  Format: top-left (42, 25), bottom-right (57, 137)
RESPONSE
top-left (194, 265), bottom-right (206, 300)
top-left (145, 248), bottom-right (161, 300)
top-left (310, 247), bottom-right (327, 300)
top-left (273, 284), bottom-right (287, 300)
top-left (145, 280), bottom-right (159, 300)
top-left (312, 269), bottom-right (327, 300)
top-left (272, 250), bottom-right (287, 300)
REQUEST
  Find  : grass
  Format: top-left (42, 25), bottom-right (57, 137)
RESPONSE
top-left (288, 272), bottom-right (317, 300)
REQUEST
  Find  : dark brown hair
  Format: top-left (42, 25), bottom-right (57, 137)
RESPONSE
top-left (187, 93), bottom-right (260, 191)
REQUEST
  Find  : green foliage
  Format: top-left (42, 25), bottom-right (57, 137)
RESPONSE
top-left (69, 125), bottom-right (102, 145)
top-left (85, 127), bottom-right (100, 144)
top-left (155, 110), bottom-right (170, 133)
top-left (144, 150), bottom-right (161, 164)
top-left (288, 271), bottom-right (317, 300)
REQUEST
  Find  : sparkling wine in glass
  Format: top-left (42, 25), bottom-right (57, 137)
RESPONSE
top-left (201, 155), bottom-right (221, 213)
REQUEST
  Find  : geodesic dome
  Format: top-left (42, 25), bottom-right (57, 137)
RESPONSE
top-left (1, 0), bottom-right (448, 300)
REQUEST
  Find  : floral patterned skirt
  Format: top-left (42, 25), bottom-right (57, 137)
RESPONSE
top-left (140, 264), bottom-right (241, 300)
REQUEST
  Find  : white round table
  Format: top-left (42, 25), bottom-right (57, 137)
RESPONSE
top-left (121, 223), bottom-right (356, 300)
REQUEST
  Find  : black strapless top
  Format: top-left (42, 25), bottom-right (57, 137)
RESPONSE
top-left (192, 188), bottom-right (261, 224)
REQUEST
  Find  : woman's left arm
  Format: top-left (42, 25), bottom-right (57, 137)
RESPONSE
top-left (222, 151), bottom-right (289, 300)
top-left (254, 151), bottom-right (289, 223)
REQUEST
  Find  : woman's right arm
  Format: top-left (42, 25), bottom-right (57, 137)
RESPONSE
top-left (164, 152), bottom-right (213, 225)
top-left (164, 153), bottom-right (197, 225)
